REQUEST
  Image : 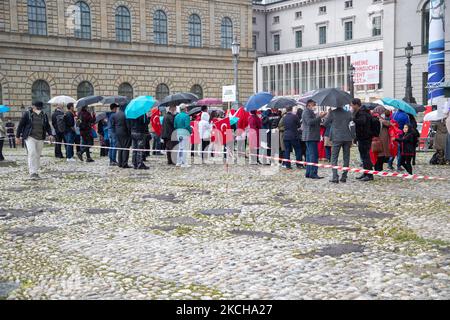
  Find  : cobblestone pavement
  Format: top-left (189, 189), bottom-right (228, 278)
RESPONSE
top-left (0, 146), bottom-right (449, 300)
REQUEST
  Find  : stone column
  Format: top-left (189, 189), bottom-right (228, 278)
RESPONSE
top-left (176, 0), bottom-right (182, 45)
top-left (57, 0), bottom-right (65, 36)
top-left (344, 55), bottom-right (348, 91)
top-left (100, 0), bottom-right (108, 39)
top-left (335, 57), bottom-right (338, 88)
top-left (9, 0), bottom-right (18, 32)
top-left (275, 65), bottom-right (279, 96)
top-left (291, 62), bottom-right (295, 96)
top-left (325, 58), bottom-right (329, 88)
top-left (140, 0), bottom-right (146, 41)
top-left (209, 1), bottom-right (215, 47)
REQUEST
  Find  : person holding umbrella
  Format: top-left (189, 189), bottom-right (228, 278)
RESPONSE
top-left (129, 114), bottom-right (150, 170)
top-left (108, 104), bottom-right (119, 165)
top-left (111, 104), bottom-right (132, 169)
top-left (162, 104), bottom-right (177, 165)
top-left (0, 116), bottom-right (5, 161)
top-left (5, 118), bottom-right (16, 148)
top-left (16, 101), bottom-right (54, 179)
top-left (150, 107), bottom-right (163, 156)
top-left (51, 104), bottom-right (66, 159)
top-left (76, 106), bottom-right (96, 162)
top-left (302, 99), bottom-right (327, 179)
top-left (64, 103), bottom-right (77, 162)
top-left (281, 106), bottom-right (302, 170)
top-left (174, 103), bottom-right (192, 167)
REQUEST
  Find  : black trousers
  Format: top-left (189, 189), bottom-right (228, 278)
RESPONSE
top-left (74, 135), bottom-right (81, 153)
top-left (375, 156), bottom-right (387, 172)
top-left (201, 140), bottom-right (210, 160)
top-left (166, 140), bottom-right (178, 165)
top-left (79, 135), bottom-right (93, 159)
top-left (0, 139), bottom-right (4, 160)
top-left (131, 133), bottom-right (145, 168)
top-left (401, 155), bottom-right (413, 175)
top-left (116, 134), bottom-right (131, 167)
top-left (55, 132), bottom-right (65, 158)
top-left (358, 139), bottom-right (373, 177)
top-left (8, 135), bottom-right (16, 148)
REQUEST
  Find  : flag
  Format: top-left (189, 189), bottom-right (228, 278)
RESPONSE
top-left (212, 117), bottom-right (233, 145)
top-left (150, 108), bottom-right (162, 136)
top-left (190, 121), bottom-right (200, 145)
top-left (234, 107), bottom-right (249, 131)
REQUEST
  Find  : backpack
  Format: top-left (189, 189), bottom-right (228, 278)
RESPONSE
top-left (56, 113), bottom-right (66, 133)
top-left (370, 116), bottom-right (382, 138)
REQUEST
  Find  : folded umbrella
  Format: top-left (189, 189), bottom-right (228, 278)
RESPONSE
top-left (245, 92), bottom-right (274, 112)
top-left (125, 96), bottom-right (157, 119)
top-left (48, 95), bottom-right (76, 105)
top-left (101, 95), bottom-right (130, 106)
top-left (95, 112), bottom-right (107, 123)
top-left (267, 97), bottom-right (298, 110)
top-left (381, 98), bottom-right (417, 116)
top-left (159, 92), bottom-right (199, 107)
top-left (0, 105), bottom-right (10, 113)
top-left (309, 88), bottom-right (352, 108)
top-left (76, 95), bottom-right (103, 110)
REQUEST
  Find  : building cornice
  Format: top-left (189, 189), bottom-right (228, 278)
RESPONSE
top-left (253, 0), bottom-right (330, 13)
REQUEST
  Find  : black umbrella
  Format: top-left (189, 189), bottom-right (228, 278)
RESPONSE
top-left (76, 95), bottom-right (103, 110)
top-left (158, 93), bottom-right (199, 107)
top-left (188, 107), bottom-right (224, 117)
top-left (309, 88), bottom-right (352, 108)
top-left (101, 95), bottom-right (130, 106)
top-left (267, 97), bottom-right (298, 109)
top-left (95, 112), bottom-right (107, 123)
top-left (362, 103), bottom-right (381, 111)
top-left (188, 107), bottom-right (202, 116)
top-left (410, 103), bottom-right (426, 113)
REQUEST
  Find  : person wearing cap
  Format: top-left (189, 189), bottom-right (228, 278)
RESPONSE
top-left (174, 103), bottom-right (192, 167)
top-left (16, 101), bottom-right (54, 179)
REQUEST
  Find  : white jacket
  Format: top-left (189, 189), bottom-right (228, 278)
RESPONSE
top-left (198, 112), bottom-right (212, 140)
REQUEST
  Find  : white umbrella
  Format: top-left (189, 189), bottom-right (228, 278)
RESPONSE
top-left (423, 110), bottom-right (446, 122)
top-left (48, 95), bottom-right (76, 105)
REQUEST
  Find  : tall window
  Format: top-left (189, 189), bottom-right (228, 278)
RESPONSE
top-left (28, 0), bottom-right (47, 35)
top-left (262, 66), bottom-right (269, 92)
top-left (191, 85), bottom-right (203, 99)
top-left (77, 81), bottom-right (94, 99)
top-left (328, 58), bottom-right (335, 88)
top-left (422, 1), bottom-right (430, 53)
top-left (252, 35), bottom-right (257, 50)
top-left (188, 14), bottom-right (202, 47)
top-left (378, 51), bottom-right (383, 90)
top-left (154, 10), bottom-right (168, 45)
top-left (31, 80), bottom-right (50, 115)
top-left (293, 63), bottom-right (300, 95)
top-left (155, 83), bottom-right (169, 101)
top-left (74, 1), bottom-right (91, 39)
top-left (118, 82), bottom-right (133, 100)
top-left (319, 26), bottom-right (327, 44)
top-left (295, 30), bottom-right (302, 48)
top-left (319, 59), bottom-right (326, 89)
top-left (337, 57), bottom-right (345, 90)
top-left (344, 21), bottom-right (353, 41)
top-left (221, 17), bottom-right (233, 49)
top-left (372, 16), bottom-right (382, 36)
top-left (116, 6), bottom-right (131, 42)
top-left (273, 34), bottom-right (280, 51)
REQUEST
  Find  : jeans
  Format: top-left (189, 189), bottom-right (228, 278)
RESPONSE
top-left (109, 136), bottom-right (117, 163)
top-left (331, 141), bottom-right (352, 179)
top-left (305, 141), bottom-right (319, 177)
top-left (283, 139), bottom-right (303, 169)
top-left (357, 139), bottom-right (373, 177)
top-left (64, 131), bottom-right (76, 159)
top-left (79, 135), bottom-right (93, 159)
top-left (325, 146), bottom-right (332, 162)
top-left (131, 133), bottom-right (145, 168)
top-left (0, 139), bottom-right (4, 160)
top-left (8, 135), bottom-right (16, 148)
top-left (25, 137), bottom-right (44, 175)
top-left (388, 143), bottom-right (402, 169)
top-left (177, 135), bottom-right (189, 165)
top-left (152, 133), bottom-right (162, 154)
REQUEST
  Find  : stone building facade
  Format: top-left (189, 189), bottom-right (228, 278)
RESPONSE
top-left (0, 0), bottom-right (255, 118)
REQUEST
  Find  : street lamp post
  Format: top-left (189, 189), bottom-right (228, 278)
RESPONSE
top-left (349, 64), bottom-right (355, 99)
top-left (403, 42), bottom-right (417, 104)
top-left (231, 36), bottom-right (240, 108)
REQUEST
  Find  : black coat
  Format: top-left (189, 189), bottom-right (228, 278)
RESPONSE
top-left (16, 110), bottom-right (52, 140)
top-left (396, 132), bottom-right (416, 156)
top-left (64, 111), bottom-right (76, 133)
top-left (129, 114), bottom-right (150, 134)
top-left (161, 112), bottom-right (175, 140)
top-left (111, 110), bottom-right (131, 137)
top-left (283, 112), bottom-right (301, 141)
top-left (353, 109), bottom-right (372, 141)
top-left (51, 108), bottom-right (65, 135)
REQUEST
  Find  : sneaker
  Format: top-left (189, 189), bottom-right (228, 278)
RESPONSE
top-left (30, 173), bottom-right (40, 180)
top-left (176, 163), bottom-right (182, 167)
top-left (181, 164), bottom-right (191, 168)
top-left (109, 162), bottom-right (118, 166)
top-left (361, 176), bottom-right (374, 182)
top-left (340, 177), bottom-right (347, 183)
top-left (76, 152), bottom-right (84, 161)
top-left (137, 164), bottom-right (149, 170)
top-left (356, 174), bottom-right (365, 180)
top-left (86, 158), bottom-right (94, 163)
top-left (66, 158), bottom-right (76, 162)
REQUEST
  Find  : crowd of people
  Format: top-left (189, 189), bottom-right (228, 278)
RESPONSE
top-left (0, 97), bottom-right (449, 181)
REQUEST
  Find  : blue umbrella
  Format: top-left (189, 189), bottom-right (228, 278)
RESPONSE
top-left (0, 105), bottom-right (10, 113)
top-left (229, 116), bottom-right (239, 126)
top-left (125, 96), bottom-right (156, 119)
top-left (382, 98), bottom-right (417, 116)
top-left (245, 92), bottom-right (274, 112)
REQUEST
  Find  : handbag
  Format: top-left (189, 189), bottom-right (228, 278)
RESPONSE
top-left (371, 137), bottom-right (383, 154)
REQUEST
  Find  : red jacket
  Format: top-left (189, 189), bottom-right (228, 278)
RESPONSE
top-left (248, 114), bottom-right (262, 148)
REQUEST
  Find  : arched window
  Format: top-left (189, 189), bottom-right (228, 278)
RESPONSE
top-left (31, 80), bottom-right (50, 115)
top-left (422, 1), bottom-right (430, 53)
top-left (190, 85), bottom-right (203, 100)
top-left (116, 6), bottom-right (131, 42)
top-left (28, 0), bottom-right (47, 36)
top-left (155, 83), bottom-right (170, 101)
top-left (118, 82), bottom-right (133, 100)
top-left (188, 14), bottom-right (202, 47)
top-left (74, 1), bottom-right (91, 39)
top-left (77, 81), bottom-right (94, 99)
top-left (221, 17), bottom-right (233, 49)
top-left (154, 10), bottom-right (167, 45)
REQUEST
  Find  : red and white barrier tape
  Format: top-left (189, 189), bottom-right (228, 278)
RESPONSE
top-left (41, 140), bottom-right (449, 181)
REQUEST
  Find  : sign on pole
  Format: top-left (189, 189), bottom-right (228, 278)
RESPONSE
top-left (351, 51), bottom-right (380, 85)
top-left (222, 85), bottom-right (236, 103)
